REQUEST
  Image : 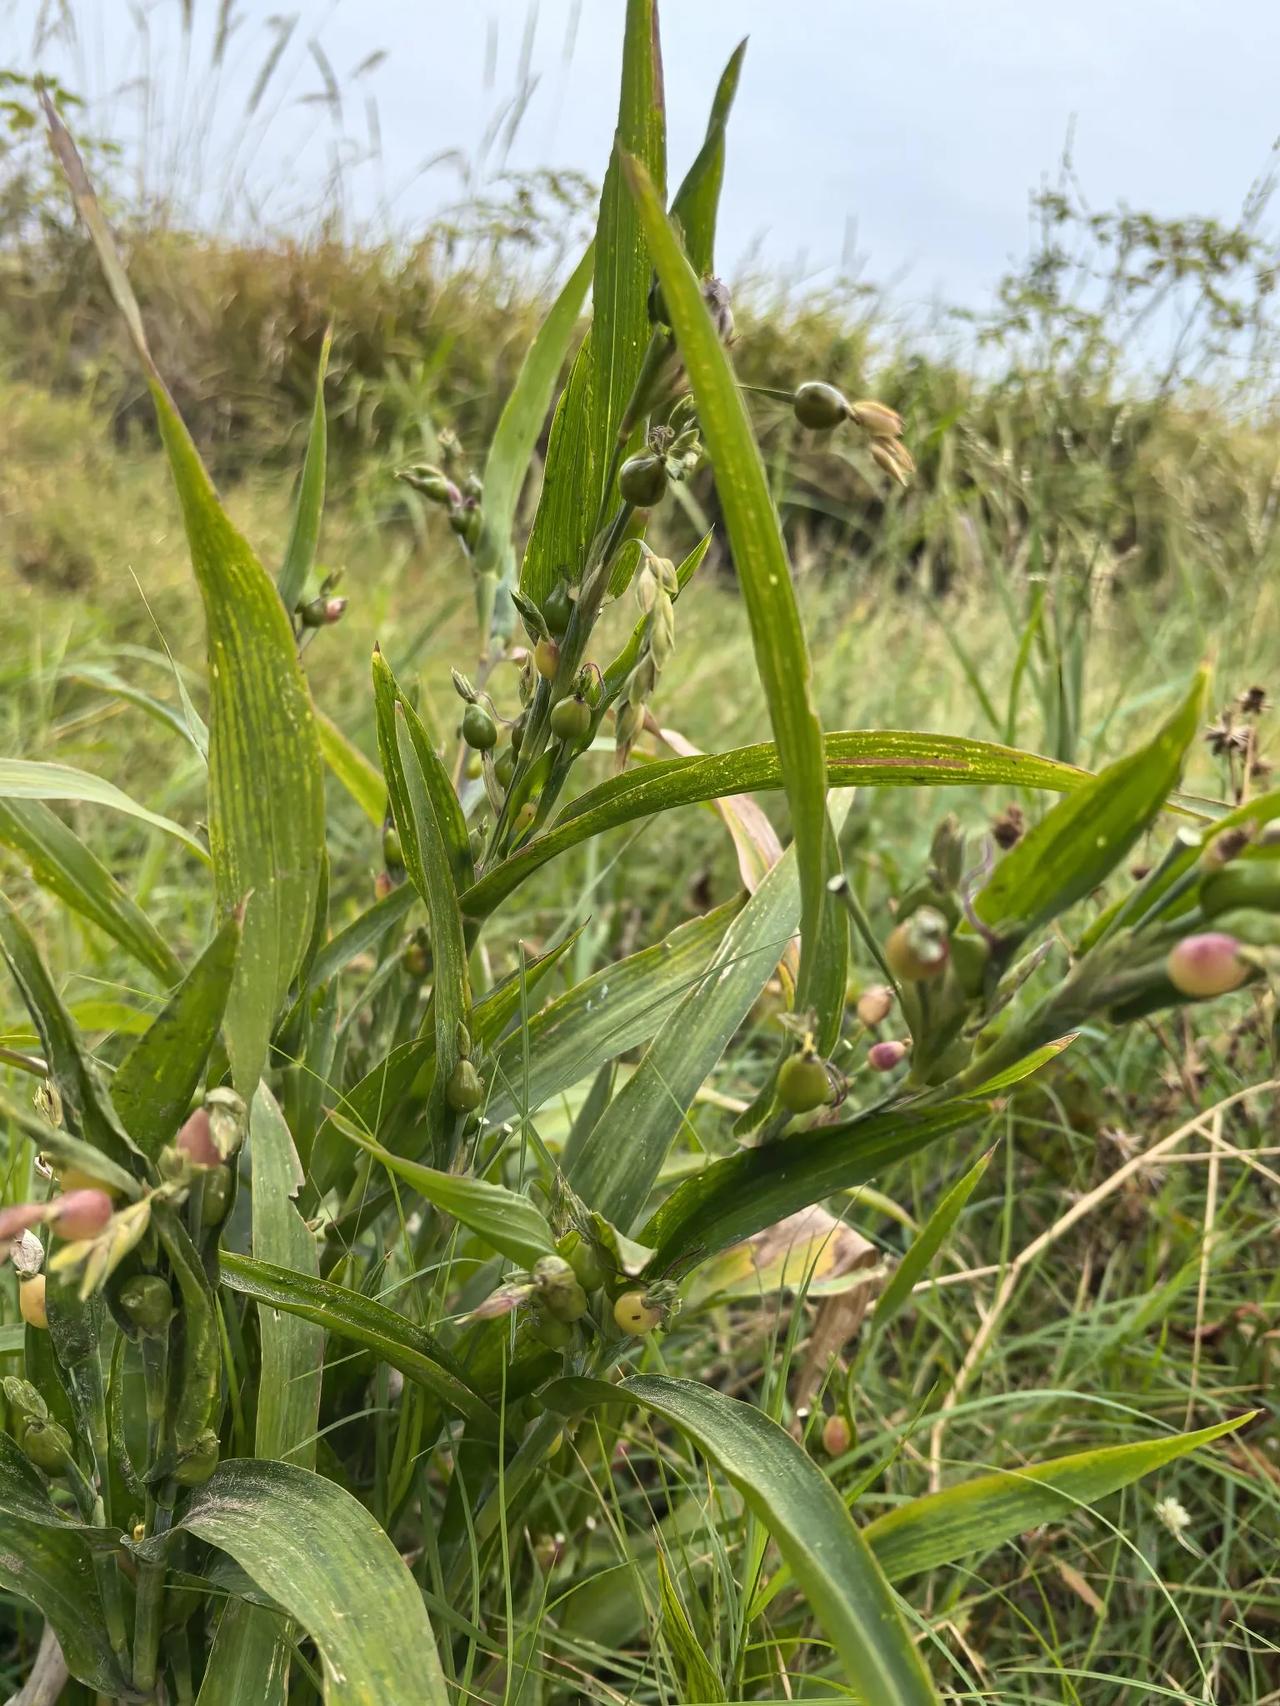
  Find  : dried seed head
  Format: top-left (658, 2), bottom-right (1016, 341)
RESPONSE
top-left (855, 984), bottom-right (894, 1027)
top-left (848, 399), bottom-right (904, 439)
top-left (869, 437), bottom-right (916, 487)
top-left (1166, 933), bottom-right (1249, 997)
top-left (12, 1230), bottom-right (44, 1277)
top-left (991, 804), bottom-right (1025, 850)
top-left (206, 1088), bottom-right (247, 1159)
top-left (1238, 685), bottom-right (1270, 716)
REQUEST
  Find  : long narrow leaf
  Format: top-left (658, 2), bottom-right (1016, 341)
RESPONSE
top-left (548, 1376), bottom-right (940, 1704)
top-left (277, 329), bottom-right (332, 614)
top-left (43, 99), bottom-right (326, 1096)
top-left (0, 798), bottom-right (180, 983)
top-left (112, 910), bottom-right (241, 1158)
top-left (623, 151), bottom-right (830, 1021)
top-left (463, 730), bottom-right (1085, 918)
top-left (0, 757), bottom-right (206, 860)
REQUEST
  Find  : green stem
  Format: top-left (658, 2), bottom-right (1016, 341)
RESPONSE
top-left (132, 1480), bottom-right (176, 1697)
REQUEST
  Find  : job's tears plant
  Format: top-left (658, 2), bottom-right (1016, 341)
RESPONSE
top-left (0, 12), bottom-right (1273, 1702)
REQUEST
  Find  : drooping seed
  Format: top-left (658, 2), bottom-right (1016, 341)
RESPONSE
top-left (793, 381), bottom-right (850, 430)
top-left (855, 984), bottom-right (894, 1027)
top-left (1166, 932), bottom-right (1249, 997)
top-left (462, 703), bottom-right (498, 750)
top-left (867, 1039), bottom-right (908, 1072)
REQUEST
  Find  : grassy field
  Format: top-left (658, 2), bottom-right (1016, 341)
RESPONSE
top-left (2, 23), bottom-right (1280, 1706)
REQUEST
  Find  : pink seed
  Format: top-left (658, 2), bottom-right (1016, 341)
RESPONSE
top-left (50, 1189), bottom-right (114, 1241)
top-left (868, 1039), bottom-right (908, 1071)
top-left (1166, 933), bottom-right (1248, 998)
top-left (177, 1108), bottom-right (220, 1169)
top-left (0, 1202), bottom-right (46, 1245)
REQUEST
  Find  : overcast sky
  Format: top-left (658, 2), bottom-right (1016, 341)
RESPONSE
top-left (10, 0), bottom-right (1280, 310)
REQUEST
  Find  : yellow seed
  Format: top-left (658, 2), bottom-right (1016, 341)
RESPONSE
top-left (19, 1274), bottom-right (48, 1330)
top-left (613, 1290), bottom-right (662, 1335)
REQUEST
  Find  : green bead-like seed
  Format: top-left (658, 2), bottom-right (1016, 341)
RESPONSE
top-left (462, 703), bottom-right (498, 751)
top-left (777, 1052), bottom-right (831, 1114)
top-left (549, 696), bottom-right (591, 743)
top-left (200, 1166), bottom-right (234, 1228)
top-left (793, 381), bottom-right (850, 430)
top-left (618, 453), bottom-right (668, 507)
top-left (20, 1418), bottom-right (74, 1476)
top-left (382, 825), bottom-right (404, 869)
top-left (172, 1430), bottom-right (220, 1487)
top-left (543, 580), bottom-right (573, 638)
top-left (118, 1274), bottom-right (175, 1336)
top-left (494, 749), bottom-right (516, 789)
top-left (446, 1058), bottom-right (484, 1112)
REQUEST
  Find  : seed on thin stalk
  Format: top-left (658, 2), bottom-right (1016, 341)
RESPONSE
top-left (462, 703), bottom-right (498, 750)
top-left (885, 907), bottom-right (950, 981)
top-left (534, 638), bottom-right (561, 681)
top-left (778, 1051), bottom-right (831, 1113)
top-left (613, 1290), bottom-right (663, 1335)
top-left (867, 1039), bottom-right (908, 1072)
top-left (550, 695), bottom-right (591, 743)
top-left (619, 453), bottom-right (668, 507)
top-left (793, 381), bottom-right (850, 430)
top-left (856, 985), bottom-right (894, 1027)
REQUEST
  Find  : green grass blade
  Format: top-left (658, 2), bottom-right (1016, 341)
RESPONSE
top-left (220, 1253), bottom-right (497, 1438)
top-left (644, 1101), bottom-right (982, 1272)
top-left (250, 1087), bottom-right (323, 1467)
top-left (559, 1375), bottom-right (941, 1704)
top-left (328, 1112), bottom-right (558, 1270)
top-left (518, 0), bottom-right (664, 606)
top-left (111, 909), bottom-right (242, 1159)
top-left (316, 707), bottom-right (386, 826)
top-left (864, 1414), bottom-right (1250, 1583)
top-left (43, 96), bottom-right (326, 1096)
top-left (857, 1147), bottom-right (993, 1366)
top-left (463, 731), bottom-right (1086, 919)
top-left (171, 1458), bottom-right (450, 1705)
top-left (570, 807), bottom-right (851, 1232)
top-left (0, 894), bottom-right (139, 1170)
top-left (975, 666), bottom-right (1209, 947)
top-left (484, 901), bottom-right (738, 1127)
top-left (477, 243), bottom-right (594, 641)
top-left (0, 758), bottom-right (207, 861)
top-left (623, 151), bottom-right (830, 1018)
top-left (277, 328), bottom-right (331, 615)
top-left (0, 798), bottom-right (180, 983)
top-left (0, 1513), bottom-right (126, 1697)
top-left (195, 1599), bottom-right (290, 1706)
top-left (669, 38), bottom-right (746, 274)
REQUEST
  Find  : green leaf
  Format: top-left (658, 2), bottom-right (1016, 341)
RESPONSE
top-left (250, 1086), bottom-right (323, 1466)
top-left (857, 1148), bottom-right (993, 1366)
top-left (329, 1113), bottom-right (558, 1271)
top-left (277, 328), bottom-right (332, 614)
top-left (570, 804), bottom-right (853, 1232)
top-left (317, 707), bottom-right (386, 826)
top-left (518, 0), bottom-right (665, 607)
top-left (863, 1413), bottom-right (1249, 1584)
top-left (655, 1544), bottom-right (726, 1702)
top-left (0, 1091), bottom-right (140, 1198)
top-left (111, 909), bottom-right (241, 1158)
top-left (463, 730), bottom-right (1084, 919)
top-left (643, 1099), bottom-right (982, 1273)
top-left (623, 152), bottom-right (830, 1026)
top-left (485, 901), bottom-right (738, 1127)
top-left (0, 1513), bottom-right (126, 1695)
top-left (555, 1376), bottom-right (940, 1704)
top-left (0, 895), bottom-right (139, 1171)
top-left (669, 38), bottom-right (746, 275)
top-left (196, 1598), bottom-right (291, 1706)
top-left (0, 757), bottom-right (206, 860)
top-left (0, 797), bottom-right (180, 983)
top-left (220, 1253), bottom-right (497, 1438)
top-left (305, 884), bottom-right (417, 992)
top-left (42, 98), bottom-right (326, 1097)
top-left (476, 243), bottom-right (594, 640)
top-left (173, 1457), bottom-right (449, 1706)
top-left (975, 667), bottom-right (1208, 948)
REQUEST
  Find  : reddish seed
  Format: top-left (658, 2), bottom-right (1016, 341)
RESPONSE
top-left (856, 985), bottom-right (894, 1027)
top-left (50, 1189), bottom-right (114, 1241)
top-left (867, 1039), bottom-right (908, 1072)
top-left (0, 1202), bottom-right (46, 1244)
top-left (177, 1107), bottom-right (221, 1169)
top-left (1166, 933), bottom-right (1249, 997)
top-left (822, 1414), bottom-right (853, 1456)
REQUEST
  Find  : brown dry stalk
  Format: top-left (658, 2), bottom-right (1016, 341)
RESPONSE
top-left (926, 1079), bottom-right (1279, 1493)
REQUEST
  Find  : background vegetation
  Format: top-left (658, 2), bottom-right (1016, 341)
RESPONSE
top-left (1, 16), bottom-right (1279, 1702)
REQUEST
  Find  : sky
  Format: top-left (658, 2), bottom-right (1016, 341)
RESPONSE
top-left (9, 0), bottom-right (1280, 312)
